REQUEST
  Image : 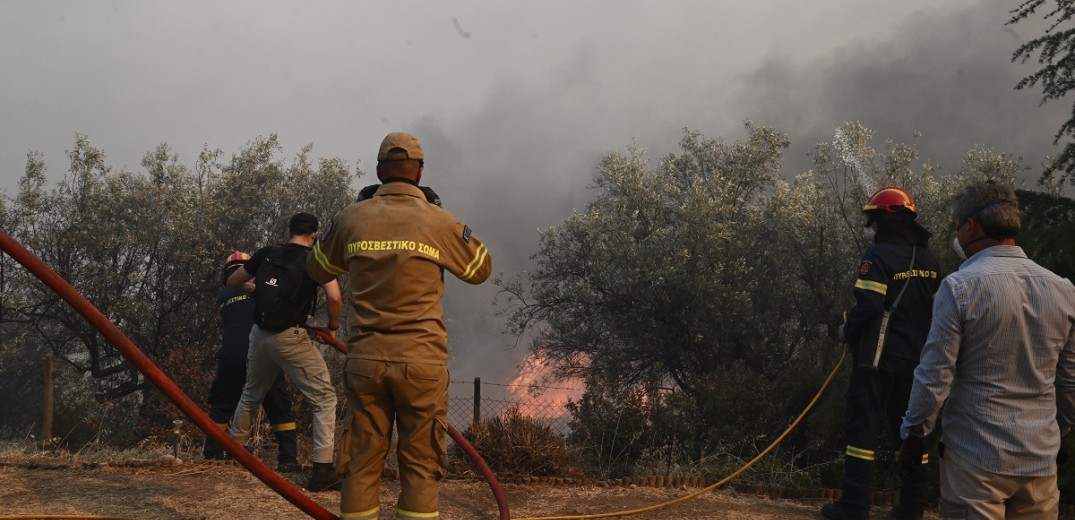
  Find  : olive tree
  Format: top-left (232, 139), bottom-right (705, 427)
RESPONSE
top-left (0, 134), bottom-right (360, 444)
top-left (500, 124), bottom-right (837, 470)
top-left (500, 122), bottom-right (1024, 476)
top-left (1009, 0), bottom-right (1075, 184)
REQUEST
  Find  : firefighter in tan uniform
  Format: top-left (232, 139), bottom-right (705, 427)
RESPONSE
top-left (307, 132), bottom-right (491, 520)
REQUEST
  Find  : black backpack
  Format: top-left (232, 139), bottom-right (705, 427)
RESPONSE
top-left (252, 245), bottom-right (312, 332)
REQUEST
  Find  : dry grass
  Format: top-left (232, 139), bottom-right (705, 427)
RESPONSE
top-left (0, 437), bottom-right (192, 466)
top-left (454, 407), bottom-right (577, 478)
top-left (0, 442), bottom-right (946, 519)
top-left (0, 446), bottom-right (835, 520)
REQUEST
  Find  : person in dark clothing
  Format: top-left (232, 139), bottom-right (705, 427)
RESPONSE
top-left (202, 251), bottom-right (300, 471)
top-left (822, 187), bottom-right (942, 520)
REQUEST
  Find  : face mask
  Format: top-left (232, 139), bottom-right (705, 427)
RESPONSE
top-left (862, 226), bottom-right (876, 244)
top-left (951, 236), bottom-right (967, 260)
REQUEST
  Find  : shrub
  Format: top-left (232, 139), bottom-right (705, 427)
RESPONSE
top-left (453, 406), bottom-right (576, 478)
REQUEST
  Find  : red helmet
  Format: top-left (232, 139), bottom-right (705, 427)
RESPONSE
top-left (224, 251), bottom-right (251, 269)
top-left (863, 187), bottom-right (916, 215)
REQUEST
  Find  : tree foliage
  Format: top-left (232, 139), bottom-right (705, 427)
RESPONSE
top-left (0, 134), bottom-right (360, 444)
top-left (500, 121), bottom-right (1029, 473)
top-left (1017, 188), bottom-right (1075, 278)
top-left (1009, 0), bottom-right (1075, 184)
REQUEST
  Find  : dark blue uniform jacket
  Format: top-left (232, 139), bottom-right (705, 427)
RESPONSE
top-left (844, 238), bottom-right (941, 373)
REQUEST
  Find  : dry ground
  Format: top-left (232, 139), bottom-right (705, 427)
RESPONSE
top-left (0, 456), bottom-right (946, 520)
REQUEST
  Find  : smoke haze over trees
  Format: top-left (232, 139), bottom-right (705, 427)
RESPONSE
top-left (497, 121), bottom-right (1066, 477)
top-left (0, 122), bottom-right (1071, 491)
top-left (3, 2), bottom-right (1075, 490)
top-left (1, 1), bottom-right (1072, 399)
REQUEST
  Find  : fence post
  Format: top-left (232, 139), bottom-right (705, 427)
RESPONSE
top-left (41, 353), bottom-right (54, 445)
top-left (473, 377), bottom-right (481, 425)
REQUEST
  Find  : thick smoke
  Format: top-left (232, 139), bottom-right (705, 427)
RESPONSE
top-left (418, 1), bottom-right (1066, 401)
top-left (731, 3), bottom-right (1064, 182)
top-left (1, 1), bottom-right (1064, 404)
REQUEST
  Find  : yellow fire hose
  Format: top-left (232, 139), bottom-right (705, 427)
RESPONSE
top-left (514, 346), bottom-right (848, 520)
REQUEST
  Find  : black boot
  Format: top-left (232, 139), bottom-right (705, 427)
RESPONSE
top-left (307, 462), bottom-right (341, 492)
top-left (831, 455), bottom-right (873, 518)
top-left (202, 437), bottom-right (225, 460)
top-left (821, 501), bottom-right (869, 520)
top-left (889, 504), bottom-right (922, 520)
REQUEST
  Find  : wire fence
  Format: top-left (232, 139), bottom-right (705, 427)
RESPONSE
top-left (446, 378), bottom-right (577, 436)
top-left (210, 377), bottom-right (583, 480)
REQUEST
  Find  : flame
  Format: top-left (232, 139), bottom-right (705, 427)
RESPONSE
top-left (507, 353), bottom-right (584, 419)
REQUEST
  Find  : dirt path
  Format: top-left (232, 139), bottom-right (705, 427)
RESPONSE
top-left (0, 459), bottom-right (935, 519)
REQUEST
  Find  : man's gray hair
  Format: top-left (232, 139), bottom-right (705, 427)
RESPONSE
top-left (952, 182), bottom-right (1021, 238)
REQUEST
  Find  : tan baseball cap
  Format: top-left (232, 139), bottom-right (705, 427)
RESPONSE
top-left (377, 132), bottom-right (424, 161)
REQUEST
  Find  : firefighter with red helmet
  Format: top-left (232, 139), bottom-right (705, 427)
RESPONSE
top-left (822, 187), bottom-right (941, 520)
top-left (202, 251), bottom-right (300, 471)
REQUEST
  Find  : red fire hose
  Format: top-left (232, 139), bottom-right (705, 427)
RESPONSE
top-left (310, 328), bottom-right (511, 520)
top-left (0, 229), bottom-right (339, 519)
top-left (0, 228), bottom-right (510, 520)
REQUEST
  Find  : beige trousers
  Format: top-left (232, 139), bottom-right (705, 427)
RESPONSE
top-left (231, 326), bottom-right (337, 463)
top-left (939, 448), bottom-right (1058, 520)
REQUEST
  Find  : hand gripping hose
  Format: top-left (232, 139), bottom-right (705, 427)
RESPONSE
top-left (310, 328), bottom-right (511, 520)
top-left (0, 229), bottom-right (338, 520)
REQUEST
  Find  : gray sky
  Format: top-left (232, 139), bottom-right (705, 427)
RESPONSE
top-left (0, 1), bottom-right (1062, 401)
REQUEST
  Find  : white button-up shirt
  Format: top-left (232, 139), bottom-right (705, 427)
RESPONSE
top-left (902, 245), bottom-right (1075, 476)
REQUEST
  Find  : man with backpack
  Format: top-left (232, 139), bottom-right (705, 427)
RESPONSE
top-left (225, 212), bottom-right (343, 492)
top-left (203, 250), bottom-right (299, 472)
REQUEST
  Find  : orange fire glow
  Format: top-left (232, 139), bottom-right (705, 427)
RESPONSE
top-left (507, 354), bottom-right (584, 419)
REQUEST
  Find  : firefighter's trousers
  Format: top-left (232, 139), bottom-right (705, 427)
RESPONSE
top-left (339, 358), bottom-right (448, 520)
top-left (839, 366), bottom-right (927, 517)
